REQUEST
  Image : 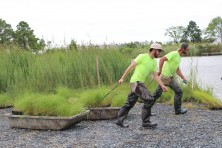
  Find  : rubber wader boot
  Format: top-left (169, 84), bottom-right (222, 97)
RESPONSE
top-left (175, 108), bottom-right (187, 115)
top-left (151, 113), bottom-right (156, 116)
top-left (174, 98), bottom-right (187, 115)
top-left (116, 108), bottom-right (129, 128)
top-left (142, 108), bottom-right (157, 128)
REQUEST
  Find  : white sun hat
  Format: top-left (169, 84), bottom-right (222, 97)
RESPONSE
top-left (149, 43), bottom-right (163, 50)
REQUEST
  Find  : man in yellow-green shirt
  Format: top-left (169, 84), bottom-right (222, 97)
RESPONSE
top-left (116, 43), bottom-right (168, 128)
top-left (153, 42), bottom-right (189, 115)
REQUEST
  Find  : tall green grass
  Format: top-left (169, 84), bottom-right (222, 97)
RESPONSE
top-left (0, 48), bottom-right (130, 95)
top-left (0, 43), bottom-right (221, 96)
top-left (1, 43), bottom-right (222, 110)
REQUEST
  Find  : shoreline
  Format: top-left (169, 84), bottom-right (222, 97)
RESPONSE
top-left (201, 52), bottom-right (222, 56)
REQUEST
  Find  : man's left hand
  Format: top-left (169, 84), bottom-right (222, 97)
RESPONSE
top-left (182, 79), bottom-right (189, 84)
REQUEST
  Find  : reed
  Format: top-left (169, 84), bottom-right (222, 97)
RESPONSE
top-left (1, 43), bottom-right (222, 110)
top-left (0, 48), bottom-right (130, 95)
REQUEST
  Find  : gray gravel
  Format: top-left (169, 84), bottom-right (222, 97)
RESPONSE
top-left (0, 103), bottom-right (222, 148)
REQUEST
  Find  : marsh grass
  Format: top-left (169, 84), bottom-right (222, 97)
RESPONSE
top-left (110, 84), bottom-right (128, 107)
top-left (14, 93), bottom-right (85, 116)
top-left (78, 87), bottom-right (114, 108)
top-left (0, 94), bottom-right (13, 108)
top-left (1, 43), bottom-right (222, 112)
top-left (0, 48), bottom-right (130, 95)
top-left (192, 90), bottom-right (222, 109)
top-left (56, 86), bottom-right (80, 99)
top-left (13, 85), bottom-right (127, 116)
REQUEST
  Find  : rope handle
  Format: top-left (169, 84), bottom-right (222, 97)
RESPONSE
top-left (88, 83), bottom-right (119, 110)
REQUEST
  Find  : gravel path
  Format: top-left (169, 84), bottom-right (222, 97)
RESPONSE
top-left (0, 103), bottom-right (222, 148)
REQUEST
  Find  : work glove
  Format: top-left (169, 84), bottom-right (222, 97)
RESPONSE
top-left (182, 80), bottom-right (189, 84)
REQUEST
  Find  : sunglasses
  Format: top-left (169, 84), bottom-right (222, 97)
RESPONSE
top-left (157, 49), bottom-right (162, 53)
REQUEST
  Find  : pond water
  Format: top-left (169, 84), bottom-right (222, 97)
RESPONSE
top-left (179, 55), bottom-right (222, 100)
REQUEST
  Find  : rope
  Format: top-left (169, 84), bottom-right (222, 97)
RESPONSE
top-left (87, 83), bottom-right (119, 110)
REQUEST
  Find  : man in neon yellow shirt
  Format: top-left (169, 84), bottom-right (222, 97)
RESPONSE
top-left (116, 43), bottom-right (168, 128)
top-left (152, 42), bottom-right (189, 115)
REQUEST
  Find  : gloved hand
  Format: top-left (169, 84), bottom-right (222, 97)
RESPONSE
top-left (182, 79), bottom-right (189, 84)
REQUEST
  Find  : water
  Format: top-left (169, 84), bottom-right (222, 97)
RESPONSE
top-left (179, 55), bottom-right (222, 100)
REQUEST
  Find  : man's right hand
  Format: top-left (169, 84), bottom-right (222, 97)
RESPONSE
top-left (118, 78), bottom-right (124, 85)
top-left (161, 85), bottom-right (168, 92)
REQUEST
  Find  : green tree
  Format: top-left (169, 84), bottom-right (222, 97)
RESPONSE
top-left (165, 26), bottom-right (185, 43)
top-left (0, 19), bottom-right (14, 44)
top-left (181, 21), bottom-right (202, 43)
top-left (205, 16), bottom-right (222, 43)
top-left (14, 21), bottom-right (40, 50)
top-left (37, 38), bottom-right (46, 50)
top-left (69, 39), bottom-right (78, 50)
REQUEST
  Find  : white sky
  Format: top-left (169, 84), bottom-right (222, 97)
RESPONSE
top-left (1, 0), bottom-right (222, 45)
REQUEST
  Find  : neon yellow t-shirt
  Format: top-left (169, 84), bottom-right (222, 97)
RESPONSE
top-left (130, 54), bottom-right (157, 83)
top-left (162, 51), bottom-right (181, 77)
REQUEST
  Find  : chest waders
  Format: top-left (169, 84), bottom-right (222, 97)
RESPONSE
top-left (152, 61), bottom-right (187, 114)
top-left (116, 82), bottom-right (157, 128)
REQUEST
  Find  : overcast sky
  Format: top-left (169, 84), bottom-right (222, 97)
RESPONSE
top-left (1, 0), bottom-right (222, 45)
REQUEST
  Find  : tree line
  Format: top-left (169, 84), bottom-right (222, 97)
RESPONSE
top-left (0, 19), bottom-right (45, 51)
top-left (0, 16), bottom-right (222, 52)
top-left (165, 16), bottom-right (222, 43)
